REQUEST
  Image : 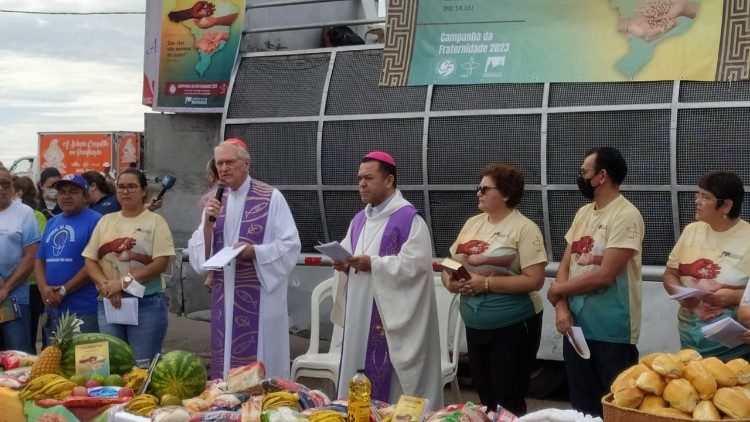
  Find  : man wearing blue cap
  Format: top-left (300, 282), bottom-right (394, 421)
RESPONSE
top-left (34, 175), bottom-right (102, 343)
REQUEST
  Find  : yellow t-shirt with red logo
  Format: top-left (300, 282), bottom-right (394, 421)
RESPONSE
top-left (565, 194), bottom-right (644, 344)
top-left (668, 220), bottom-right (750, 360)
top-left (449, 209), bottom-right (548, 329)
top-left (82, 210), bottom-right (175, 296)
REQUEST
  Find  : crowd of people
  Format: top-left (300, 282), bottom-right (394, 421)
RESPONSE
top-left (186, 141), bottom-right (750, 417)
top-left (0, 164), bottom-right (175, 370)
top-left (1, 140), bottom-right (749, 418)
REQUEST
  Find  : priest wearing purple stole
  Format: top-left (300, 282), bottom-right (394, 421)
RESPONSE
top-left (332, 151), bottom-right (442, 409)
top-left (188, 139), bottom-right (301, 380)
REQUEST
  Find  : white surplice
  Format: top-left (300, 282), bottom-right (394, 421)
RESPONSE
top-left (188, 176), bottom-right (301, 379)
top-left (333, 190), bottom-right (443, 409)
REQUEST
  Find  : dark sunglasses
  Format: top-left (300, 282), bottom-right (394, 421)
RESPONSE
top-left (477, 185), bottom-right (500, 195)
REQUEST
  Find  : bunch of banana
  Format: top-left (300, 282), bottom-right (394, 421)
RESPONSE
top-left (262, 391), bottom-right (300, 411)
top-left (126, 394), bottom-right (159, 417)
top-left (308, 409), bottom-right (347, 422)
top-left (19, 374), bottom-right (74, 400)
top-left (123, 368), bottom-right (148, 391)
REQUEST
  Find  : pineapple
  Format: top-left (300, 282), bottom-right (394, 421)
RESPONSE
top-left (28, 311), bottom-right (82, 380)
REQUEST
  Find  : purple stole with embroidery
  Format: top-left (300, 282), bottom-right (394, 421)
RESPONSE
top-left (210, 180), bottom-right (273, 380)
top-left (349, 204), bottom-right (418, 402)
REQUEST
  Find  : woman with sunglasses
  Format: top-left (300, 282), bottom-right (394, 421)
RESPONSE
top-left (83, 168), bottom-right (175, 368)
top-left (440, 163), bottom-right (547, 416)
top-left (664, 171), bottom-right (750, 360)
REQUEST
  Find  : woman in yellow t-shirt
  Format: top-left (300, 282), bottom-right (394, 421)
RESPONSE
top-left (441, 163), bottom-right (547, 416)
top-left (83, 168), bottom-right (175, 368)
top-left (665, 171), bottom-right (750, 360)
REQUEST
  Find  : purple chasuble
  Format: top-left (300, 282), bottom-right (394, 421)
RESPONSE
top-left (349, 204), bottom-right (419, 402)
top-left (210, 180), bottom-right (273, 380)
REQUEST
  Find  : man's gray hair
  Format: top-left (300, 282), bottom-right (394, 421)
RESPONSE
top-left (215, 142), bottom-right (251, 163)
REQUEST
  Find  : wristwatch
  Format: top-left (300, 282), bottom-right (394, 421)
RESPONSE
top-left (122, 275), bottom-right (135, 290)
top-left (58, 285), bottom-right (67, 297)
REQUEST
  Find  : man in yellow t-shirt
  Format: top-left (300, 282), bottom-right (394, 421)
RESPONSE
top-left (547, 147), bottom-right (644, 417)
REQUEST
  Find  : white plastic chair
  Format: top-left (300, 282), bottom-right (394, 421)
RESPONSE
top-left (291, 277), bottom-right (343, 390)
top-left (434, 277), bottom-right (464, 403)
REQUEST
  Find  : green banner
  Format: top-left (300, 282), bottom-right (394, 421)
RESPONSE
top-left (380, 0), bottom-right (750, 86)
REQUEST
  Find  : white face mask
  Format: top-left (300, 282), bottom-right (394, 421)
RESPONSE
top-left (43, 188), bottom-right (58, 200)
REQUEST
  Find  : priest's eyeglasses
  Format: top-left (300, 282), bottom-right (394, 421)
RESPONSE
top-left (477, 185), bottom-right (500, 195)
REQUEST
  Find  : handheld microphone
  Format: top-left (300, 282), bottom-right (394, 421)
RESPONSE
top-left (208, 182), bottom-right (226, 223)
top-left (155, 174), bottom-right (177, 201)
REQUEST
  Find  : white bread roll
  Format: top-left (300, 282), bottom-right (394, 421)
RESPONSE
top-left (685, 360), bottom-right (718, 400)
top-left (640, 352), bottom-right (663, 370)
top-left (713, 386), bottom-right (750, 419)
top-left (663, 378), bottom-right (700, 413)
top-left (652, 354), bottom-right (685, 379)
top-left (727, 359), bottom-right (750, 384)
top-left (677, 348), bottom-right (702, 363)
top-left (693, 399), bottom-right (721, 420)
top-left (610, 363), bottom-right (650, 394)
top-left (636, 370), bottom-right (666, 396)
top-left (612, 378), bottom-right (644, 408)
top-left (703, 357), bottom-right (739, 387)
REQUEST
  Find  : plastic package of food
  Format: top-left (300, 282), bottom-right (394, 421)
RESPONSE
top-left (226, 361), bottom-right (265, 394)
top-left (427, 403), bottom-right (491, 422)
top-left (0, 350), bottom-right (36, 370)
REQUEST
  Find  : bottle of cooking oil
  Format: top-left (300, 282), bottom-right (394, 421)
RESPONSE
top-left (347, 369), bottom-right (371, 422)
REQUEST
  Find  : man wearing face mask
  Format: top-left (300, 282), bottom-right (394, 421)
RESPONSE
top-left (546, 147), bottom-right (644, 417)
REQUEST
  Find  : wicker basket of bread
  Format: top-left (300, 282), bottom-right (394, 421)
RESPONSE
top-left (603, 350), bottom-right (750, 420)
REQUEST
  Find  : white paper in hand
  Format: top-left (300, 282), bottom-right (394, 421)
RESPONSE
top-left (314, 241), bottom-right (352, 262)
top-left (103, 297), bottom-right (139, 325)
top-left (566, 326), bottom-right (591, 359)
top-left (202, 245), bottom-right (247, 269)
top-left (124, 281), bottom-right (145, 298)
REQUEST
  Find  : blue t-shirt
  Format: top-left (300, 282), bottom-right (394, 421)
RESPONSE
top-left (90, 194), bottom-right (121, 215)
top-left (0, 201), bottom-right (41, 305)
top-left (36, 208), bottom-right (101, 315)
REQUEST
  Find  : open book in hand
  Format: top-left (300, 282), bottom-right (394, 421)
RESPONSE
top-left (437, 258), bottom-right (471, 281)
top-left (668, 285), bottom-right (712, 300)
top-left (700, 317), bottom-right (749, 348)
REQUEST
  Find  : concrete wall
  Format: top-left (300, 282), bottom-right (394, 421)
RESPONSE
top-left (143, 112), bottom-right (222, 315)
top-left (144, 113), bottom-right (221, 245)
